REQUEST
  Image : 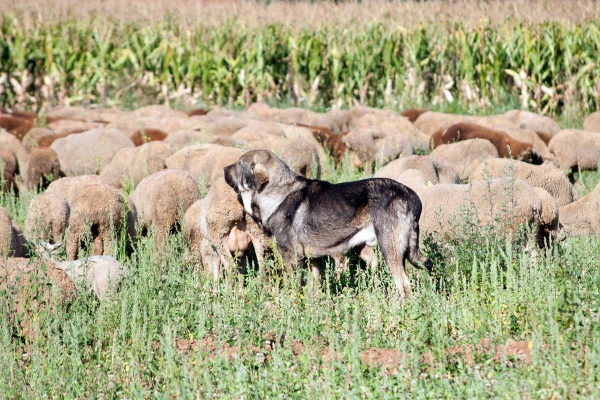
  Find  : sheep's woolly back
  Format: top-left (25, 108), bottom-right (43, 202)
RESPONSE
top-left (166, 130), bottom-right (215, 150)
top-left (472, 158), bottom-right (578, 207)
top-left (51, 127), bottom-right (135, 175)
top-left (503, 110), bottom-right (561, 136)
top-left (558, 185), bottom-right (600, 237)
top-left (354, 113), bottom-right (431, 152)
top-left (46, 175), bottom-right (113, 203)
top-left (25, 193), bottom-right (70, 244)
top-left (548, 129), bottom-right (600, 171)
top-left (131, 169), bottom-right (200, 242)
top-left (25, 147), bottom-right (61, 190)
top-left (132, 105), bottom-right (188, 119)
top-left (166, 144), bottom-right (244, 187)
top-left (395, 169), bottom-right (429, 190)
top-left (342, 126), bottom-right (414, 166)
top-left (101, 141), bottom-right (173, 188)
top-left (374, 155), bottom-right (438, 184)
top-left (583, 111), bottom-right (600, 133)
top-left (21, 128), bottom-right (54, 151)
top-left (414, 111), bottom-right (518, 136)
top-left (429, 139), bottom-right (499, 181)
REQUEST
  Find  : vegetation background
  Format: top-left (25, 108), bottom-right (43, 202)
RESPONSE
top-left (0, 1), bottom-right (599, 398)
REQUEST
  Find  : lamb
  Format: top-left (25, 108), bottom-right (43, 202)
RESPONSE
top-left (472, 158), bottom-right (579, 207)
top-left (503, 110), bottom-right (561, 136)
top-left (131, 169), bottom-right (200, 246)
top-left (166, 144), bottom-right (244, 188)
top-left (100, 141), bottom-right (173, 188)
top-left (414, 111), bottom-right (518, 136)
top-left (51, 127), bottom-right (135, 176)
top-left (341, 126), bottom-right (414, 169)
top-left (548, 129), bottom-right (600, 172)
top-left (558, 184), bottom-right (600, 238)
top-left (24, 147), bottom-right (61, 190)
top-left (25, 192), bottom-right (70, 244)
top-left (66, 183), bottom-right (137, 259)
top-left (427, 139), bottom-right (500, 181)
top-left (583, 111), bottom-right (600, 133)
top-left (432, 123), bottom-right (534, 161)
top-left (37, 242), bottom-right (126, 299)
top-left (374, 154), bottom-right (460, 184)
top-left (0, 206), bottom-right (27, 257)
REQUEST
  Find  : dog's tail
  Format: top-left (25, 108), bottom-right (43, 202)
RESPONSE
top-left (406, 220), bottom-right (433, 272)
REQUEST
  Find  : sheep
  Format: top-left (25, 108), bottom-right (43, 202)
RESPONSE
top-left (46, 119), bottom-right (105, 136)
top-left (36, 242), bottom-right (125, 300)
top-left (355, 113), bottom-right (431, 152)
top-left (129, 128), bottom-right (169, 146)
top-left (0, 114), bottom-right (35, 140)
top-left (21, 127), bottom-right (55, 151)
top-left (100, 141), bottom-right (173, 188)
top-left (292, 123), bottom-right (348, 161)
top-left (46, 175), bottom-right (114, 203)
top-left (185, 115), bottom-right (248, 136)
top-left (46, 106), bottom-right (93, 122)
top-left (51, 127), bottom-right (135, 176)
top-left (0, 130), bottom-right (28, 171)
top-left (324, 109), bottom-right (351, 133)
top-left (428, 139), bottom-right (499, 181)
top-left (24, 147), bottom-right (61, 190)
top-left (276, 107), bottom-right (335, 131)
top-left (131, 169), bottom-right (200, 246)
top-left (548, 129), bottom-right (600, 172)
top-left (558, 184), bottom-right (600, 238)
top-left (411, 178), bottom-right (550, 242)
top-left (414, 111), bottom-right (518, 136)
top-left (166, 144), bottom-right (245, 188)
top-left (132, 105), bottom-right (188, 119)
top-left (0, 147), bottom-right (17, 176)
top-left (497, 126), bottom-right (555, 164)
top-left (190, 177), bottom-right (269, 282)
top-left (432, 123), bottom-right (534, 161)
top-left (346, 106), bottom-right (399, 128)
top-left (401, 108), bottom-right (428, 123)
top-left (66, 183), bottom-right (137, 259)
top-left (25, 193), bottom-right (70, 244)
top-left (187, 108), bottom-right (208, 117)
top-left (583, 111), bottom-right (600, 133)
top-left (374, 154), bottom-right (460, 184)
top-left (2, 171), bottom-right (17, 194)
top-left (166, 130), bottom-right (215, 150)
top-left (472, 158), bottom-right (579, 207)
top-left (503, 110), bottom-right (561, 136)
top-left (341, 126), bottom-right (414, 169)
top-left (395, 168), bottom-right (430, 190)
top-left (0, 206), bottom-right (27, 257)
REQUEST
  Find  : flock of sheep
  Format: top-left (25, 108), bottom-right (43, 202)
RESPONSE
top-left (1, 103), bottom-right (600, 325)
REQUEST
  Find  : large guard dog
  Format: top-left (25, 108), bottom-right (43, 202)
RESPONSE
top-left (224, 150), bottom-right (432, 299)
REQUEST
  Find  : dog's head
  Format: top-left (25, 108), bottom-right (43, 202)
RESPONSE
top-left (224, 150), bottom-right (294, 217)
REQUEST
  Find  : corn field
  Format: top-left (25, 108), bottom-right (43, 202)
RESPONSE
top-left (2, 14), bottom-right (600, 114)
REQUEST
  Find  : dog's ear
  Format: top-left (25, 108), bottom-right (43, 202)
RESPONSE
top-left (252, 162), bottom-right (269, 187)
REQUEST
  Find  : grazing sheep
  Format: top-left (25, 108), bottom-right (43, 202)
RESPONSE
top-left (558, 184), bottom-right (600, 238)
top-left (0, 147), bottom-right (17, 175)
top-left (100, 141), bottom-right (173, 188)
top-left (503, 110), bottom-right (561, 136)
top-left (46, 175), bottom-right (114, 203)
top-left (412, 178), bottom-right (548, 242)
top-left (276, 107), bottom-right (335, 131)
top-left (293, 123), bottom-right (347, 161)
top-left (341, 126), bottom-right (414, 169)
top-left (583, 111), bottom-right (600, 133)
top-left (401, 108), bottom-right (428, 123)
top-left (129, 128), bottom-right (169, 147)
top-left (548, 129), bottom-right (600, 172)
top-left (25, 147), bottom-right (61, 190)
top-left (166, 144), bottom-right (244, 188)
top-left (185, 115), bottom-right (248, 136)
top-left (472, 158), bottom-right (579, 207)
top-left (45, 106), bottom-right (93, 122)
top-left (0, 114), bottom-right (35, 140)
top-left (47, 119), bottom-right (105, 136)
top-left (429, 139), bottom-right (499, 181)
top-left (346, 106), bottom-right (399, 128)
top-left (187, 108), bottom-right (207, 117)
top-left (355, 113), bottom-right (431, 152)
top-left (0, 206), bottom-right (27, 257)
top-left (131, 170), bottom-right (200, 245)
top-left (325, 109), bottom-right (351, 133)
top-left (395, 169), bottom-right (430, 190)
top-left (25, 193), bottom-right (70, 244)
top-left (66, 183), bottom-right (136, 259)
top-left (166, 130), bottom-right (215, 150)
top-left (51, 127), bottom-right (135, 176)
top-left (414, 111), bottom-right (517, 136)
top-left (0, 257), bottom-right (75, 338)
top-left (0, 130), bottom-right (28, 171)
top-left (132, 105), bottom-right (188, 119)
top-left (21, 128), bottom-right (55, 151)
top-left (374, 154), bottom-right (460, 184)
top-left (0, 107), bottom-right (37, 121)
top-left (497, 126), bottom-right (555, 163)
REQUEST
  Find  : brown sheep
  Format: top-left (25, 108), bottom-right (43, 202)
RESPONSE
top-left (503, 110), bottom-right (561, 136)
top-left (66, 183), bottom-right (136, 259)
top-left (25, 147), bottom-right (61, 190)
top-left (0, 107), bottom-right (37, 121)
top-left (583, 111), bottom-right (600, 133)
top-left (0, 114), bottom-right (35, 140)
top-left (414, 111), bottom-right (518, 136)
top-left (558, 184), bottom-right (600, 238)
top-left (472, 158), bottom-right (579, 207)
top-left (400, 108), bottom-right (428, 123)
top-left (25, 192), bottom-right (70, 244)
top-left (293, 123), bottom-right (347, 161)
top-left (131, 170), bottom-right (200, 246)
top-left (432, 123), bottom-right (534, 161)
top-left (129, 128), bottom-right (169, 147)
top-left (428, 138), bottom-right (499, 181)
top-left (495, 126), bottom-right (556, 164)
top-left (187, 108), bottom-right (208, 117)
top-left (100, 141), bottom-right (173, 188)
top-left (548, 129), bottom-right (600, 172)
top-left (0, 206), bottom-right (27, 257)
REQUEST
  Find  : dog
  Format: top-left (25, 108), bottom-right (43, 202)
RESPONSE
top-left (223, 150), bottom-right (432, 299)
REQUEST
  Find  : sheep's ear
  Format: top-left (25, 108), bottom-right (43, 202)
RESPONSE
top-left (252, 162), bottom-right (269, 187)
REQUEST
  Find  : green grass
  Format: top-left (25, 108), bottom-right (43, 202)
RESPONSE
top-left (1, 102), bottom-right (600, 398)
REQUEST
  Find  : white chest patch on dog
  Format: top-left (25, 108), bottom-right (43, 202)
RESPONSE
top-left (241, 191), bottom-right (254, 215)
top-left (348, 227), bottom-right (378, 248)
